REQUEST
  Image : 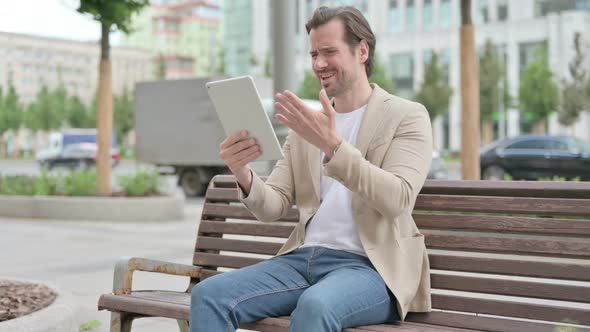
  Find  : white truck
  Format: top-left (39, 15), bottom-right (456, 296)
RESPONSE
top-left (134, 77), bottom-right (322, 197)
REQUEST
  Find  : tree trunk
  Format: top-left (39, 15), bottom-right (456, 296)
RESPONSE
top-left (460, 0), bottom-right (481, 180)
top-left (482, 120), bottom-right (494, 145)
top-left (97, 23), bottom-right (113, 196)
top-left (538, 120), bottom-right (546, 134)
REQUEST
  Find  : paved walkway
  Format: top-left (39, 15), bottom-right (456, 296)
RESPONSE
top-left (0, 198), bottom-right (254, 332)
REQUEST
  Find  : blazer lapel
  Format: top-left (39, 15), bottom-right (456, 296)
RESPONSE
top-left (307, 142), bottom-right (321, 204)
top-left (355, 84), bottom-right (391, 157)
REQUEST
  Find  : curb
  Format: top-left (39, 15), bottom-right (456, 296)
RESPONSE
top-left (0, 193), bottom-right (185, 222)
top-left (0, 279), bottom-right (79, 332)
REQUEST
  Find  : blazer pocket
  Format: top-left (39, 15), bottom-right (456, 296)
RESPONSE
top-left (396, 233), bottom-right (425, 254)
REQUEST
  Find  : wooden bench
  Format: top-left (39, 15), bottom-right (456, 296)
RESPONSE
top-left (99, 175), bottom-right (590, 332)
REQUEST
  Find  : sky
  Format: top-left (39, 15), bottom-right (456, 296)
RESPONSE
top-left (0, 0), bottom-right (121, 44)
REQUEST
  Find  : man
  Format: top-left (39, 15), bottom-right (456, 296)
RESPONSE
top-left (190, 6), bottom-right (432, 332)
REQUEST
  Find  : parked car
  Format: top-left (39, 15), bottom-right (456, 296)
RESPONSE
top-left (39, 142), bottom-right (120, 170)
top-left (480, 135), bottom-right (590, 180)
top-left (428, 150), bottom-right (448, 179)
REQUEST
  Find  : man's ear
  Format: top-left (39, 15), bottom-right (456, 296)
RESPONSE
top-left (358, 40), bottom-right (369, 64)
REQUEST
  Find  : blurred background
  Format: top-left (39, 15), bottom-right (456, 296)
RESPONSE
top-left (0, 0), bottom-right (588, 192)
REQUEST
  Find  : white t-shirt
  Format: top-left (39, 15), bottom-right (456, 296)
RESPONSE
top-left (301, 104), bottom-right (368, 256)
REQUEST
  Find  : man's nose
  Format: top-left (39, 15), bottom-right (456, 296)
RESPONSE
top-left (314, 55), bottom-right (328, 70)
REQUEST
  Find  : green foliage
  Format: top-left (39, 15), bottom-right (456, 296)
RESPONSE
top-left (298, 70), bottom-right (322, 100)
top-left (0, 175), bottom-right (37, 195)
top-left (67, 95), bottom-right (94, 128)
top-left (1, 169), bottom-right (164, 197)
top-left (26, 84), bottom-right (62, 131)
top-left (77, 0), bottom-right (149, 34)
top-left (62, 169), bottom-right (98, 196)
top-left (369, 57), bottom-right (395, 94)
top-left (479, 40), bottom-right (503, 122)
top-left (264, 52), bottom-right (272, 78)
top-left (518, 44), bottom-right (559, 125)
top-left (414, 52), bottom-right (453, 120)
top-left (79, 320), bottom-right (102, 331)
top-left (156, 53), bottom-right (167, 80)
top-left (35, 171), bottom-right (61, 196)
top-left (114, 88), bottom-right (134, 143)
top-left (559, 32), bottom-right (588, 127)
top-left (0, 83), bottom-right (23, 134)
top-left (537, 176), bottom-right (581, 182)
top-left (117, 169), bottom-right (160, 197)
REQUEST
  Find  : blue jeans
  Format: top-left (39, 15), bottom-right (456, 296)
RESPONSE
top-left (190, 246), bottom-right (399, 332)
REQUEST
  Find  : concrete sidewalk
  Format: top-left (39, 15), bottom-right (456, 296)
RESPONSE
top-left (0, 198), bottom-right (217, 332)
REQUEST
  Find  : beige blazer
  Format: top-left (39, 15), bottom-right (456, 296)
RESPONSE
top-left (239, 84), bottom-right (433, 320)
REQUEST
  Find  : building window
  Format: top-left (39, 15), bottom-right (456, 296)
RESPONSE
top-left (389, 0), bottom-right (402, 32)
top-left (406, 0), bottom-right (415, 31)
top-left (476, 0), bottom-right (489, 24)
top-left (440, 0), bottom-right (452, 28)
top-left (534, 0), bottom-right (578, 16)
top-left (497, 0), bottom-right (508, 21)
top-left (423, 0), bottom-right (433, 31)
top-left (391, 52), bottom-right (414, 98)
top-left (519, 41), bottom-right (545, 77)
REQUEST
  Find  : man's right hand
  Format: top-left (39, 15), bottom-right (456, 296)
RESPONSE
top-left (219, 131), bottom-right (261, 195)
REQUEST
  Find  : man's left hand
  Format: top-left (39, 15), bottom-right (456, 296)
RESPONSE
top-left (275, 89), bottom-right (342, 158)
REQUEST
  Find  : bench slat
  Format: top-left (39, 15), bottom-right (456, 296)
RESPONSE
top-left (194, 252), bottom-right (590, 282)
top-left (212, 175), bottom-right (590, 199)
top-left (429, 253), bottom-right (590, 282)
top-left (415, 195), bottom-right (590, 216)
top-left (206, 188), bottom-right (590, 217)
top-left (193, 252), bottom-right (590, 303)
top-left (432, 294), bottom-right (590, 325)
top-left (423, 231), bottom-right (590, 258)
top-left (196, 236), bottom-right (282, 255)
top-left (195, 231), bottom-right (590, 259)
top-left (430, 273), bottom-right (590, 303)
top-left (406, 311), bottom-right (589, 332)
top-left (414, 213), bottom-right (590, 237)
top-left (202, 203), bottom-right (298, 223)
top-left (242, 316), bottom-right (482, 332)
top-left (198, 220), bottom-right (294, 238)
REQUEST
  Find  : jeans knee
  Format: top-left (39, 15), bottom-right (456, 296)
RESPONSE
top-left (291, 293), bottom-right (339, 332)
top-left (191, 278), bottom-right (224, 307)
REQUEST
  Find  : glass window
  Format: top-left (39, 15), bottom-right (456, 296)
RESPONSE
top-left (497, 0), bottom-right (508, 21)
top-left (577, 0), bottom-right (590, 10)
top-left (390, 53), bottom-right (414, 98)
top-left (476, 0), bottom-right (489, 24)
top-left (406, 0), bottom-right (415, 31)
top-left (507, 139), bottom-right (546, 150)
top-left (423, 0), bottom-right (433, 31)
top-left (389, 0), bottom-right (402, 32)
top-left (440, 0), bottom-right (452, 28)
top-left (547, 140), bottom-right (569, 151)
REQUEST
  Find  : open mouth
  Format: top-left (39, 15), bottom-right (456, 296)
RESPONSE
top-left (318, 71), bottom-right (336, 83)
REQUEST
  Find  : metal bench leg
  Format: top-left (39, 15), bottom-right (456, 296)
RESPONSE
top-left (177, 319), bottom-right (189, 332)
top-left (110, 312), bottom-right (134, 332)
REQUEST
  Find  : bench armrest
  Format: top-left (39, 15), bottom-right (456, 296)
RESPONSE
top-left (112, 256), bottom-right (202, 295)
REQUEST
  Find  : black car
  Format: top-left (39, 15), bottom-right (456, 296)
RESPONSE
top-left (480, 135), bottom-right (590, 181)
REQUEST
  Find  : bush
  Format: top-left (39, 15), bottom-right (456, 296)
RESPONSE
top-left (0, 175), bottom-right (37, 195)
top-left (62, 169), bottom-right (97, 196)
top-left (117, 170), bottom-right (161, 197)
top-left (0, 169), bottom-right (163, 197)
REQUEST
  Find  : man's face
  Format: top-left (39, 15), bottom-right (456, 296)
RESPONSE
top-left (309, 19), bottom-right (363, 97)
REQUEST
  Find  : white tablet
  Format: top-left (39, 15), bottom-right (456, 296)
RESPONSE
top-left (206, 76), bottom-right (284, 161)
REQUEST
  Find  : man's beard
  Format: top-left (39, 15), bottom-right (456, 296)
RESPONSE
top-left (317, 68), bottom-right (356, 97)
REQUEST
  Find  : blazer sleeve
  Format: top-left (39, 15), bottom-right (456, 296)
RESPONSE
top-left (237, 132), bottom-right (296, 222)
top-left (323, 105), bottom-right (432, 220)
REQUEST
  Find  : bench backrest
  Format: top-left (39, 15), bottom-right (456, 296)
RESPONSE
top-left (194, 175), bottom-right (590, 332)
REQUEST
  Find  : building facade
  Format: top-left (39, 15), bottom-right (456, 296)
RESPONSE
top-left (0, 31), bottom-right (152, 105)
top-left (121, 0), bottom-right (223, 79)
top-left (224, 0), bottom-right (590, 150)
